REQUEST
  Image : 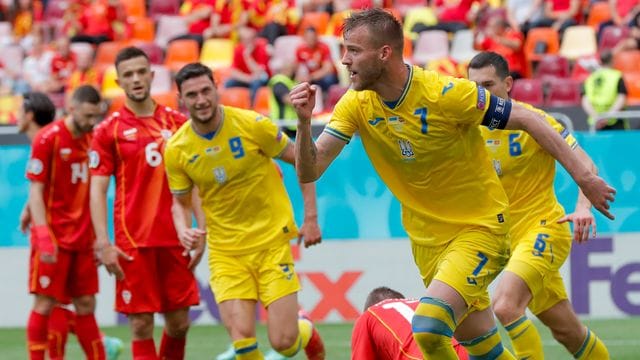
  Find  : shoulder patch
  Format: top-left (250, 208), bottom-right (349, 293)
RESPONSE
top-left (89, 150), bottom-right (100, 169)
top-left (476, 86), bottom-right (487, 110)
top-left (28, 159), bottom-right (43, 175)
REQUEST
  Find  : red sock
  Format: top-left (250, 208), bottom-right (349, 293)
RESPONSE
top-left (74, 314), bottom-right (105, 360)
top-left (133, 338), bottom-right (158, 360)
top-left (48, 307), bottom-right (72, 359)
top-left (159, 330), bottom-right (186, 360)
top-left (27, 311), bottom-right (49, 360)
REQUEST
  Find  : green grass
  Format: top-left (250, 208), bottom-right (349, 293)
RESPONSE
top-left (3, 319), bottom-right (639, 359)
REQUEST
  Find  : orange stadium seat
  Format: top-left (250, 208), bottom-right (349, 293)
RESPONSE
top-left (586, 1), bottom-right (612, 29)
top-left (213, 66), bottom-right (233, 86)
top-left (219, 87), bottom-right (251, 109)
top-left (254, 87), bottom-right (271, 116)
top-left (546, 79), bottom-right (582, 107)
top-left (95, 41), bottom-right (128, 74)
top-left (510, 79), bottom-right (544, 107)
top-left (326, 10), bottom-right (350, 37)
top-left (524, 27), bottom-right (559, 61)
top-left (152, 92), bottom-right (179, 109)
top-left (613, 50), bottom-right (640, 73)
top-left (129, 16), bottom-right (155, 42)
top-left (622, 72), bottom-right (640, 105)
top-left (298, 12), bottom-right (330, 35)
top-left (164, 39), bottom-right (200, 73)
top-left (122, 0), bottom-right (147, 18)
top-left (403, 36), bottom-right (413, 63)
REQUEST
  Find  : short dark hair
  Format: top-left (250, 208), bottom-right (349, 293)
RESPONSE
top-left (23, 92), bottom-right (56, 127)
top-left (343, 8), bottom-right (404, 56)
top-left (175, 63), bottom-right (215, 92)
top-left (71, 85), bottom-right (102, 105)
top-left (468, 51), bottom-right (511, 79)
top-left (364, 286), bottom-right (405, 310)
top-left (114, 46), bottom-right (149, 70)
top-left (600, 50), bottom-right (613, 65)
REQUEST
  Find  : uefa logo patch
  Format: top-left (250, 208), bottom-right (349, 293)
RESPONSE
top-left (28, 159), bottom-right (44, 175)
top-left (89, 150), bottom-right (100, 169)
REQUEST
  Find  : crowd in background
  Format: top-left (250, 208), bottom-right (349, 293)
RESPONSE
top-left (0, 0), bottom-right (638, 130)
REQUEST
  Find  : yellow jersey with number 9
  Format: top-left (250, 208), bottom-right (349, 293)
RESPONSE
top-left (326, 66), bottom-right (510, 246)
top-left (164, 106), bottom-right (298, 255)
top-left (480, 101), bottom-right (578, 241)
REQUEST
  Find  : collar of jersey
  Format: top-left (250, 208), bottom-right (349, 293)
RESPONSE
top-left (121, 101), bottom-right (159, 118)
top-left (191, 107), bottom-right (225, 141)
top-left (382, 64), bottom-right (413, 110)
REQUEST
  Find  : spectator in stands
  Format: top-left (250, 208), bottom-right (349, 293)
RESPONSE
top-left (225, 26), bottom-right (271, 106)
top-left (65, 46), bottom-right (100, 105)
top-left (67, 0), bottom-right (127, 45)
top-left (612, 9), bottom-right (640, 54)
top-left (14, 34), bottom-right (53, 94)
top-left (475, 17), bottom-right (526, 79)
top-left (597, 0), bottom-right (640, 41)
top-left (174, 0), bottom-right (216, 48)
top-left (49, 37), bottom-right (76, 93)
top-left (413, 0), bottom-right (484, 33)
top-left (505, 0), bottom-right (544, 34)
top-left (582, 51), bottom-right (629, 130)
top-left (295, 26), bottom-right (339, 96)
top-left (206, 0), bottom-right (249, 41)
top-left (251, 0), bottom-right (298, 45)
top-left (528, 0), bottom-right (581, 35)
top-left (11, 0), bottom-right (43, 39)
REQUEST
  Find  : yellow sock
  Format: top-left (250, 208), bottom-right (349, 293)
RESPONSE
top-left (233, 338), bottom-right (263, 360)
top-left (278, 318), bottom-right (312, 357)
top-left (504, 315), bottom-right (544, 360)
top-left (459, 327), bottom-right (516, 359)
top-left (412, 297), bottom-right (459, 359)
top-left (574, 328), bottom-right (609, 360)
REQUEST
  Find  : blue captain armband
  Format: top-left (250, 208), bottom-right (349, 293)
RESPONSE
top-left (481, 94), bottom-right (512, 130)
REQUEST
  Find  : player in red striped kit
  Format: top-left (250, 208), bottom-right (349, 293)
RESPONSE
top-left (25, 85), bottom-right (105, 360)
top-left (352, 287), bottom-right (469, 360)
top-left (90, 47), bottom-right (201, 359)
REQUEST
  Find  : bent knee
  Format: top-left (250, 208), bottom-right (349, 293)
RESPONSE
top-left (270, 330), bottom-right (299, 353)
top-left (492, 296), bottom-right (524, 325)
top-left (166, 319), bottom-right (190, 338)
top-left (129, 314), bottom-right (154, 339)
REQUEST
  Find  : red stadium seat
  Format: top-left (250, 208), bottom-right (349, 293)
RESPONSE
top-left (510, 79), bottom-right (544, 107)
top-left (150, 0), bottom-right (181, 20)
top-left (219, 87), bottom-right (251, 109)
top-left (546, 79), bottom-right (582, 107)
top-left (135, 42), bottom-right (164, 64)
top-left (534, 55), bottom-right (570, 81)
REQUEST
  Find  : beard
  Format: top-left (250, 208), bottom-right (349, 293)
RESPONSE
top-left (72, 117), bottom-right (93, 134)
top-left (125, 88), bottom-right (151, 102)
top-left (191, 108), bottom-right (216, 125)
top-left (351, 61), bottom-right (385, 91)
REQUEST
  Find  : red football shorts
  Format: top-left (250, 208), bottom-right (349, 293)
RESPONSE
top-left (115, 246), bottom-right (200, 314)
top-left (29, 247), bottom-right (99, 301)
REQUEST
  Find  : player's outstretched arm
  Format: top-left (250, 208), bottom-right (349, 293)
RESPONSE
top-left (90, 175), bottom-right (131, 280)
top-left (171, 192), bottom-right (206, 270)
top-left (290, 82), bottom-right (346, 183)
top-left (505, 103), bottom-right (616, 220)
top-left (558, 146), bottom-right (598, 243)
top-left (29, 181), bottom-right (56, 263)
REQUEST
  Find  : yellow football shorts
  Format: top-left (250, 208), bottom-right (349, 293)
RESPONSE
top-left (506, 223), bottom-right (571, 314)
top-left (208, 241), bottom-right (300, 307)
top-left (411, 229), bottom-right (511, 313)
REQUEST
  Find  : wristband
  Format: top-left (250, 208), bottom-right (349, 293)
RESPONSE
top-left (32, 225), bottom-right (55, 256)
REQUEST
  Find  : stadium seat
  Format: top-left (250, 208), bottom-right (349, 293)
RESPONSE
top-left (122, 0), bottom-right (146, 18)
top-left (200, 38), bottom-right (234, 70)
top-left (403, 36), bottom-right (414, 64)
top-left (0, 22), bottom-right (11, 39)
top-left (395, 0), bottom-right (429, 16)
top-left (164, 39), bottom-right (200, 73)
top-left (450, 29), bottom-right (479, 63)
top-left (298, 12), bottom-right (330, 35)
top-left (149, 0), bottom-right (181, 20)
top-left (69, 42), bottom-right (95, 62)
top-left (101, 66), bottom-right (125, 99)
top-left (413, 30), bottom-right (449, 66)
top-left (213, 66), bottom-right (233, 86)
top-left (622, 72), bottom-right (640, 105)
top-left (384, 8), bottom-right (403, 23)
top-left (560, 26), bottom-right (597, 60)
top-left (599, 26), bottom-right (629, 52)
top-left (534, 55), bottom-right (571, 81)
top-left (219, 87), bottom-right (251, 109)
top-left (152, 91), bottom-right (179, 109)
top-left (613, 50), bottom-right (640, 73)
top-left (510, 79), bottom-right (544, 107)
top-left (95, 41), bottom-right (128, 74)
top-left (0, 95), bottom-right (22, 124)
top-left (150, 65), bottom-right (173, 94)
top-left (546, 79), bottom-right (582, 107)
top-left (524, 27), bottom-right (560, 63)
top-left (586, 1), bottom-right (612, 29)
top-left (571, 55), bottom-right (600, 82)
top-left (254, 86), bottom-right (271, 116)
top-left (326, 10), bottom-right (351, 37)
top-left (136, 42), bottom-right (164, 64)
top-left (403, 7), bottom-right (438, 40)
top-left (43, 0), bottom-right (68, 21)
top-left (129, 16), bottom-right (155, 42)
top-left (320, 35), bottom-right (342, 64)
top-left (269, 35), bottom-right (303, 73)
top-left (326, 84), bottom-right (349, 109)
top-left (155, 15), bottom-right (189, 48)
top-left (0, 45), bottom-right (25, 77)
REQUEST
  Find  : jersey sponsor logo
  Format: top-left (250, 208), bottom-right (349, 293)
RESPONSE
top-left (59, 148), bottom-right (72, 161)
top-left (368, 117), bottom-right (384, 126)
top-left (388, 116), bottom-right (405, 131)
top-left (486, 139), bottom-right (501, 146)
top-left (397, 139), bottom-right (415, 160)
top-left (89, 150), bottom-right (100, 169)
top-left (39, 276), bottom-right (51, 289)
top-left (280, 264), bottom-right (294, 280)
top-left (476, 86), bottom-right (487, 110)
top-left (160, 129), bottom-right (173, 140)
top-left (123, 128), bottom-right (138, 141)
top-left (121, 290), bottom-right (132, 304)
top-left (441, 81), bottom-right (454, 95)
top-left (205, 146), bottom-right (222, 155)
top-left (28, 159), bottom-right (44, 175)
top-left (188, 154), bottom-right (200, 163)
top-left (213, 166), bottom-right (227, 184)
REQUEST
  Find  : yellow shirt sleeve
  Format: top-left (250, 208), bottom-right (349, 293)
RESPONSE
top-left (439, 77), bottom-right (491, 126)
top-left (253, 116), bottom-right (289, 158)
top-left (325, 90), bottom-right (360, 142)
top-left (164, 140), bottom-right (193, 195)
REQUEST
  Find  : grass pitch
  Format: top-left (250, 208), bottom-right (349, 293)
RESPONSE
top-left (2, 318), bottom-right (639, 359)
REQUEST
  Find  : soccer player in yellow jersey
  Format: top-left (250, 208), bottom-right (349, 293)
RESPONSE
top-left (164, 63), bottom-right (326, 360)
top-left (468, 51), bottom-right (610, 360)
top-left (290, 8), bottom-right (616, 360)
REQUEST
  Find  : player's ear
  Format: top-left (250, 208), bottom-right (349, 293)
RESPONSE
top-left (504, 76), bottom-right (514, 93)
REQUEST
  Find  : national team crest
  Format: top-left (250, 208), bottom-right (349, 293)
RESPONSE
top-left (59, 148), bottom-right (72, 161)
top-left (398, 139), bottom-right (415, 160)
top-left (213, 167), bottom-right (227, 184)
top-left (39, 276), bottom-right (50, 289)
top-left (160, 129), bottom-right (173, 140)
top-left (121, 290), bottom-right (132, 304)
top-left (123, 128), bottom-right (138, 141)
